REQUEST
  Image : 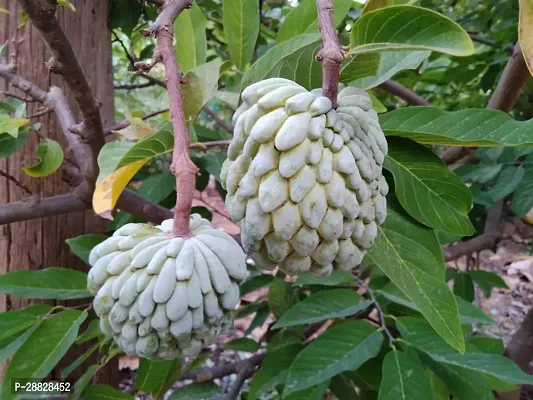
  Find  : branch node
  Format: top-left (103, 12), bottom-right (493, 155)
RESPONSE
top-left (45, 57), bottom-right (64, 74)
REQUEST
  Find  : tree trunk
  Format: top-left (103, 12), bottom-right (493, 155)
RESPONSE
top-left (0, 0), bottom-right (118, 385)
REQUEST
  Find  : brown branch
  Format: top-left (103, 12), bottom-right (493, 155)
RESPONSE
top-left (0, 170), bottom-right (33, 195)
top-left (18, 0), bottom-right (104, 190)
top-left (202, 107), bottom-right (234, 134)
top-left (0, 189), bottom-right (172, 226)
top-left (0, 91), bottom-right (38, 102)
top-left (221, 361), bottom-right (258, 400)
top-left (443, 201), bottom-right (503, 262)
top-left (315, 0), bottom-right (346, 106)
top-left (379, 80), bottom-right (431, 106)
top-left (104, 108), bottom-right (170, 135)
top-left (180, 352), bottom-right (266, 383)
top-left (141, 0), bottom-right (198, 237)
top-left (114, 81), bottom-right (157, 90)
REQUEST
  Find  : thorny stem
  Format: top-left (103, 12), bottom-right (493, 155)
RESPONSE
top-left (142, 0), bottom-right (198, 237)
top-left (356, 277), bottom-right (395, 346)
top-left (316, 0), bottom-right (346, 107)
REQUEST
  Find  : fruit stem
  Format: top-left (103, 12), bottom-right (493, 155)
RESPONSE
top-left (316, 0), bottom-right (346, 107)
top-left (143, 1), bottom-right (199, 237)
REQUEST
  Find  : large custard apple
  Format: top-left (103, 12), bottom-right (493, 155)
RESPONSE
top-left (220, 78), bottom-right (388, 276)
top-left (87, 214), bottom-right (247, 360)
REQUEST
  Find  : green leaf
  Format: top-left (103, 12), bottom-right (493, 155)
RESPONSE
top-left (225, 338), bottom-right (260, 352)
top-left (249, 344), bottom-right (304, 400)
top-left (468, 270), bottom-right (508, 298)
top-left (0, 323), bottom-right (42, 363)
top-left (223, 0), bottom-right (259, 70)
top-left (378, 282), bottom-right (492, 325)
top-left (174, 2), bottom-right (207, 74)
top-left (0, 131), bottom-right (29, 158)
top-left (283, 381), bottom-right (330, 400)
top-left (362, 0), bottom-right (418, 14)
top-left (277, 0), bottom-right (353, 42)
top-left (467, 337), bottom-right (504, 355)
top-left (421, 355), bottom-right (493, 400)
top-left (454, 164), bottom-right (503, 184)
top-left (66, 234), bottom-right (108, 264)
top-left (109, 0), bottom-right (142, 35)
top-left (62, 340), bottom-right (102, 379)
top-left (22, 139), bottom-right (64, 177)
top-left (240, 275), bottom-right (274, 296)
top-left (0, 304), bottom-right (52, 341)
top-left (349, 50), bottom-right (429, 89)
top-left (487, 166), bottom-right (525, 202)
top-left (268, 278), bottom-right (297, 318)
top-left (453, 273), bottom-right (475, 302)
top-left (397, 317), bottom-right (533, 385)
top-left (241, 34), bottom-right (321, 89)
top-left (284, 320), bottom-right (384, 395)
top-left (76, 319), bottom-right (103, 344)
top-left (245, 307), bottom-right (271, 335)
top-left (71, 364), bottom-right (100, 399)
top-left (1, 310), bottom-right (87, 400)
top-left (96, 141), bottom-right (135, 183)
top-left (350, 6), bottom-right (474, 56)
top-left (380, 107), bottom-right (533, 147)
top-left (182, 59), bottom-right (224, 121)
top-left (0, 267), bottom-right (90, 300)
top-left (294, 271), bottom-right (356, 286)
top-left (273, 289), bottom-right (371, 329)
top-left (83, 384), bottom-right (133, 400)
top-left (368, 204), bottom-right (465, 353)
top-left (0, 114), bottom-right (28, 137)
top-left (136, 359), bottom-right (180, 394)
top-left (427, 370), bottom-right (449, 400)
top-left (329, 374), bottom-right (360, 400)
top-left (168, 382), bottom-right (220, 400)
top-left (512, 167), bottom-right (533, 217)
top-left (385, 138), bottom-right (473, 235)
top-left (378, 350), bottom-right (435, 400)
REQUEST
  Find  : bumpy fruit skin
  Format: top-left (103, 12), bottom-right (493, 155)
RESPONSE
top-left (221, 78), bottom-right (388, 276)
top-left (87, 214), bottom-right (247, 360)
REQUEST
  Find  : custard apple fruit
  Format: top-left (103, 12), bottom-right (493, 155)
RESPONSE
top-left (87, 214), bottom-right (247, 360)
top-left (220, 78), bottom-right (388, 276)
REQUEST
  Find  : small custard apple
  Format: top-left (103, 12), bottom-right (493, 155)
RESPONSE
top-left (87, 214), bottom-right (247, 360)
top-left (220, 78), bottom-right (388, 276)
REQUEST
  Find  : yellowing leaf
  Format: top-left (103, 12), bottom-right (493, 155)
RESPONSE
top-left (0, 115), bottom-right (29, 138)
top-left (92, 159), bottom-right (147, 219)
top-left (115, 117), bottom-right (153, 141)
top-left (0, 8), bottom-right (12, 15)
top-left (22, 139), bottom-right (64, 177)
top-left (519, 0), bottom-right (533, 77)
top-left (57, 0), bottom-right (76, 11)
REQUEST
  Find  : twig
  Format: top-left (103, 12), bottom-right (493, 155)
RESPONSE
top-left (202, 107), bottom-right (234, 134)
top-left (468, 34), bottom-right (500, 49)
top-left (379, 80), bottom-right (431, 106)
top-left (356, 277), bottom-right (395, 345)
top-left (140, 0), bottom-right (198, 237)
top-left (0, 91), bottom-right (38, 102)
top-left (18, 0), bottom-right (105, 187)
top-left (221, 362), bottom-right (257, 400)
top-left (104, 108), bottom-right (169, 135)
top-left (0, 170), bottom-right (32, 195)
top-left (444, 201), bottom-right (503, 262)
top-left (190, 140), bottom-right (231, 150)
top-left (180, 352), bottom-right (266, 382)
top-left (114, 81), bottom-right (157, 90)
top-left (315, 0), bottom-right (346, 106)
top-left (0, 189), bottom-right (173, 226)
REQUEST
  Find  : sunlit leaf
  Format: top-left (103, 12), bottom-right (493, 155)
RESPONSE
top-left (351, 6), bottom-right (474, 56)
top-left (362, 0), bottom-right (418, 14)
top-left (182, 59), bottom-right (224, 121)
top-left (0, 114), bottom-right (28, 137)
top-left (22, 139), bottom-right (64, 177)
top-left (174, 1), bottom-right (207, 74)
top-left (223, 0), bottom-right (260, 70)
top-left (380, 107), bottom-right (533, 147)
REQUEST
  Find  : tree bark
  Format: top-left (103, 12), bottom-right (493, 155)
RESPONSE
top-left (0, 0), bottom-right (118, 384)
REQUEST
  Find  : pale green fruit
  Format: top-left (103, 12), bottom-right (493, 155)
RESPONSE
top-left (222, 79), bottom-right (388, 276)
top-left (87, 214), bottom-right (247, 360)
